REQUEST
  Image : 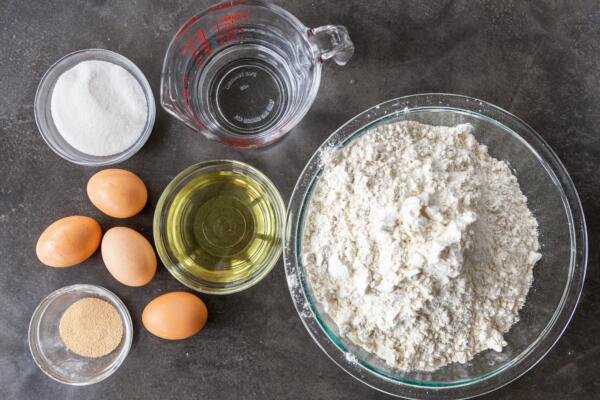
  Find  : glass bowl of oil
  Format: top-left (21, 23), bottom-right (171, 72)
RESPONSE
top-left (154, 160), bottom-right (285, 294)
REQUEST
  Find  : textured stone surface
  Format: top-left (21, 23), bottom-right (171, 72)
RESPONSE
top-left (1, 1), bottom-right (599, 399)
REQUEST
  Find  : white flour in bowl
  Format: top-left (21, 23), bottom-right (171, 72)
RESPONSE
top-left (302, 121), bottom-right (541, 372)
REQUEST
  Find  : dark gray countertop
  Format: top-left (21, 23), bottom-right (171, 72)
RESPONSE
top-left (1, 1), bottom-right (599, 399)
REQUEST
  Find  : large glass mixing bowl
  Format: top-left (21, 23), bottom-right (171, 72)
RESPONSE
top-left (283, 94), bottom-right (587, 399)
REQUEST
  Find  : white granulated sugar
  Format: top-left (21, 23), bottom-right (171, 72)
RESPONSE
top-left (51, 60), bottom-right (147, 156)
top-left (302, 121), bottom-right (541, 372)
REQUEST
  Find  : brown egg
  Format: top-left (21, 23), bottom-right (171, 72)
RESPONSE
top-left (101, 227), bottom-right (156, 287)
top-left (142, 292), bottom-right (208, 340)
top-left (87, 169), bottom-right (147, 218)
top-left (36, 216), bottom-right (102, 268)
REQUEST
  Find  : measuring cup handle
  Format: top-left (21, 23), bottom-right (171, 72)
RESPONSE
top-left (308, 25), bottom-right (355, 66)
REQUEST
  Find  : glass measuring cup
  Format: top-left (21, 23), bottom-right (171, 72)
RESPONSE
top-left (160, 0), bottom-right (354, 148)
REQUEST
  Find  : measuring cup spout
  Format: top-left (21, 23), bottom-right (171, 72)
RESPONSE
top-left (308, 25), bottom-right (354, 66)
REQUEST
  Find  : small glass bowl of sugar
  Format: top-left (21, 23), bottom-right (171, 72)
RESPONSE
top-left (34, 48), bottom-right (156, 166)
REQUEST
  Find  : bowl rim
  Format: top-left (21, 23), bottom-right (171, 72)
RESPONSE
top-left (33, 48), bottom-right (156, 166)
top-left (153, 159), bottom-right (286, 295)
top-left (282, 93), bottom-right (588, 399)
top-left (28, 284), bottom-right (133, 386)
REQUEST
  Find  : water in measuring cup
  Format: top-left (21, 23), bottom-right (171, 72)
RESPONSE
top-left (190, 43), bottom-right (297, 136)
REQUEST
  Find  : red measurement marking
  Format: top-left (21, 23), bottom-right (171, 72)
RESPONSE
top-left (222, 11), bottom-right (249, 20)
top-left (182, 75), bottom-right (190, 104)
top-left (216, 12), bottom-right (250, 45)
top-left (182, 75), bottom-right (207, 130)
top-left (192, 112), bottom-right (207, 129)
top-left (181, 28), bottom-right (212, 66)
top-left (225, 137), bottom-right (251, 147)
top-left (175, 15), bottom-right (199, 39)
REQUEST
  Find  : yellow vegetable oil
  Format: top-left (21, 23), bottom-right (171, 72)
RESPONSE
top-left (160, 162), bottom-right (284, 292)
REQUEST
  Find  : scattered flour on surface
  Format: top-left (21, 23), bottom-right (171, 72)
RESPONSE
top-left (302, 121), bottom-right (541, 372)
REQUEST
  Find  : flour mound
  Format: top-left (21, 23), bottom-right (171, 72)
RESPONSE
top-left (303, 121), bottom-right (541, 372)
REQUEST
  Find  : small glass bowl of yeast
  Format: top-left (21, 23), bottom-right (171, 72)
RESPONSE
top-left (28, 284), bottom-right (133, 385)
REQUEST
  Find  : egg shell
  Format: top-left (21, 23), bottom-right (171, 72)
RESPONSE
top-left (36, 216), bottom-right (102, 268)
top-left (101, 227), bottom-right (156, 287)
top-left (142, 292), bottom-right (208, 340)
top-left (87, 169), bottom-right (147, 218)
